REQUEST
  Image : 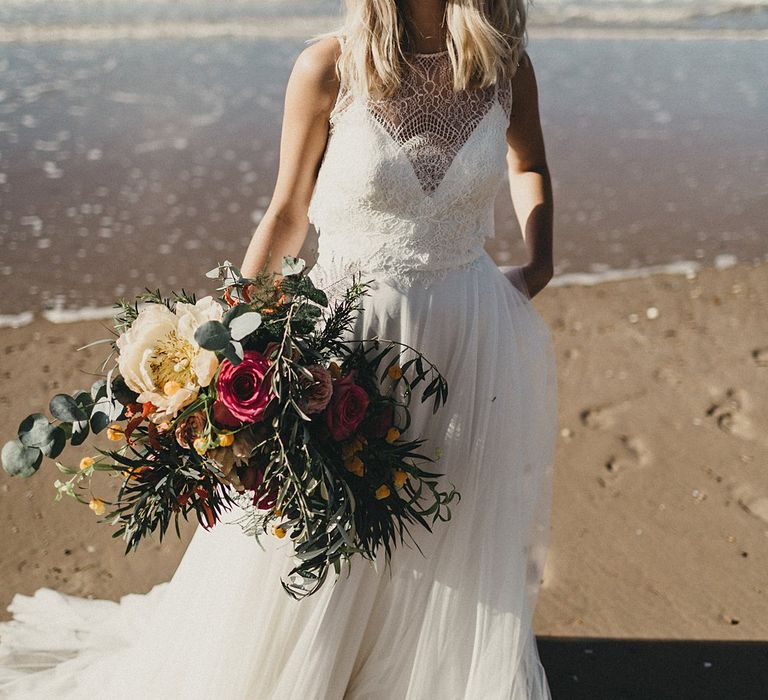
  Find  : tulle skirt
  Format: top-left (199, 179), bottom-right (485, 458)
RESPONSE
top-left (0, 251), bottom-right (558, 699)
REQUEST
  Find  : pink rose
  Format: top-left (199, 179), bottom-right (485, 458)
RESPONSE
top-left (300, 365), bottom-right (333, 414)
top-left (325, 370), bottom-right (370, 441)
top-left (215, 350), bottom-right (274, 425)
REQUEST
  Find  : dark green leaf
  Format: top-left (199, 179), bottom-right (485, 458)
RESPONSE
top-left (49, 394), bottom-right (88, 423)
top-left (194, 320), bottom-right (231, 351)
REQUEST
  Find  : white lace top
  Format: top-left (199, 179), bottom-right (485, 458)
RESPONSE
top-left (307, 40), bottom-right (514, 298)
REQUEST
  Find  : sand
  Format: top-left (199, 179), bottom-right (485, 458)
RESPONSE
top-left (1, 260), bottom-right (767, 642)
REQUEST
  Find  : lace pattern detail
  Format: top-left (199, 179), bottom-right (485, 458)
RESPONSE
top-left (365, 52), bottom-right (505, 194)
top-left (309, 40), bottom-right (512, 291)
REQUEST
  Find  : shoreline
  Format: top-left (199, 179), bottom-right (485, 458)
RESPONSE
top-left (0, 255), bottom-right (754, 330)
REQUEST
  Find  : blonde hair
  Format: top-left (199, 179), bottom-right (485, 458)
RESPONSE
top-left (311, 0), bottom-right (529, 99)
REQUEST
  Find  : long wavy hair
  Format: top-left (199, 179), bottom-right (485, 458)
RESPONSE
top-left (311, 0), bottom-right (529, 99)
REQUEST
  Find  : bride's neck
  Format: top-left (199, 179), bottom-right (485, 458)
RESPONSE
top-left (401, 0), bottom-right (446, 54)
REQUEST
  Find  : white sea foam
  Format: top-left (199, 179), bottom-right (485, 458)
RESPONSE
top-left (41, 306), bottom-right (116, 325)
top-left (0, 258), bottom-right (744, 330)
top-left (0, 312), bottom-right (34, 329)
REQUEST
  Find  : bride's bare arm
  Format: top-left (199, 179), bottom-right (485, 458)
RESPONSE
top-left (240, 38), bottom-right (341, 278)
top-left (505, 52), bottom-right (554, 299)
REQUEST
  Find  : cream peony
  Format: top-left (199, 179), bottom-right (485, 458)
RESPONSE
top-left (116, 297), bottom-right (223, 422)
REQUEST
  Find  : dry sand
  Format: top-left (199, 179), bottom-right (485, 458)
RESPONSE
top-left (1, 261), bottom-right (767, 641)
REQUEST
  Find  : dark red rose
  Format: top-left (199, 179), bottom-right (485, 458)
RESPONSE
top-left (240, 462), bottom-right (278, 510)
top-left (365, 402), bottom-right (395, 439)
top-left (325, 370), bottom-right (370, 441)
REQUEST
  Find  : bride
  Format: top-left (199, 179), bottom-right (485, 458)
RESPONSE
top-left (0, 0), bottom-right (558, 697)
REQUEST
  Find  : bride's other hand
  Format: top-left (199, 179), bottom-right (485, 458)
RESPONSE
top-left (502, 265), bottom-right (530, 299)
top-left (501, 263), bottom-right (552, 300)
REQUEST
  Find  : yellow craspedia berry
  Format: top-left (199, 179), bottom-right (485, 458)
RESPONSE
top-left (218, 433), bottom-right (234, 447)
top-left (353, 434), bottom-right (367, 449)
top-left (79, 456), bottom-right (95, 471)
top-left (393, 469), bottom-right (408, 488)
top-left (374, 484), bottom-right (390, 500)
top-left (341, 442), bottom-right (358, 460)
top-left (387, 365), bottom-right (403, 380)
top-left (328, 361), bottom-right (341, 379)
top-left (385, 427), bottom-right (400, 444)
top-left (89, 497), bottom-right (106, 516)
top-left (273, 525), bottom-right (287, 539)
top-left (106, 424), bottom-right (123, 441)
top-left (193, 437), bottom-right (209, 455)
top-left (163, 380), bottom-right (182, 396)
top-left (345, 455), bottom-right (364, 477)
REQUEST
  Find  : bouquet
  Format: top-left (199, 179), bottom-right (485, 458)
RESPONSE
top-left (1, 256), bottom-right (459, 598)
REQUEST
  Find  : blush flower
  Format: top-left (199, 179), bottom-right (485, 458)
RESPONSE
top-left (299, 365), bottom-right (333, 414)
top-left (215, 350), bottom-right (274, 425)
top-left (174, 411), bottom-right (206, 449)
top-left (116, 297), bottom-right (222, 422)
top-left (326, 370), bottom-right (370, 441)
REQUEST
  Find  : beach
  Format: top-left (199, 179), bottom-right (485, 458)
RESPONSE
top-left (1, 1), bottom-right (767, 693)
top-left (1, 259), bottom-right (767, 643)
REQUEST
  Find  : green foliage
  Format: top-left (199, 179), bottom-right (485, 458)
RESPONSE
top-left (1, 439), bottom-right (43, 477)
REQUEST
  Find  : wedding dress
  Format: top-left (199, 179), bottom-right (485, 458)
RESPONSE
top-left (0, 40), bottom-right (558, 699)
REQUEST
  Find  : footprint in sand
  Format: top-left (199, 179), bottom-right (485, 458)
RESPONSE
top-left (752, 347), bottom-right (768, 367)
top-left (603, 433), bottom-right (653, 477)
top-left (728, 482), bottom-right (768, 525)
top-left (579, 392), bottom-right (647, 431)
top-left (705, 387), bottom-right (756, 442)
top-left (580, 401), bottom-right (627, 430)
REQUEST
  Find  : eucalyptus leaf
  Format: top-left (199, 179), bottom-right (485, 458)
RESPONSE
top-left (194, 320), bottom-right (231, 351)
top-left (205, 263), bottom-right (225, 279)
top-left (228, 312), bottom-right (262, 341)
top-left (90, 378), bottom-right (108, 401)
top-left (281, 255), bottom-right (306, 277)
top-left (49, 394), bottom-right (87, 423)
top-left (221, 343), bottom-right (243, 366)
top-left (2, 440), bottom-right (43, 477)
top-left (90, 409), bottom-right (111, 434)
top-left (44, 425), bottom-right (67, 458)
top-left (71, 420), bottom-right (90, 446)
top-left (18, 415), bottom-right (65, 458)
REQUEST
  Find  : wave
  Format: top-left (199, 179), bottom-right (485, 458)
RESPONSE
top-left (0, 0), bottom-right (767, 44)
top-left (0, 256), bottom-right (744, 330)
top-left (1, 20), bottom-right (766, 44)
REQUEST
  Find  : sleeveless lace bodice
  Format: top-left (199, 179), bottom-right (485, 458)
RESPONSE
top-left (307, 44), bottom-right (514, 298)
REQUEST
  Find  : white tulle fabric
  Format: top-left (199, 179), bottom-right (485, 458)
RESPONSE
top-left (0, 40), bottom-right (558, 700)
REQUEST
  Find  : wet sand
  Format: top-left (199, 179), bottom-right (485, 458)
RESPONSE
top-left (1, 259), bottom-right (767, 647)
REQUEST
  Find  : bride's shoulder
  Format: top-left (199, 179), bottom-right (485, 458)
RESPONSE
top-left (289, 36), bottom-right (343, 111)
